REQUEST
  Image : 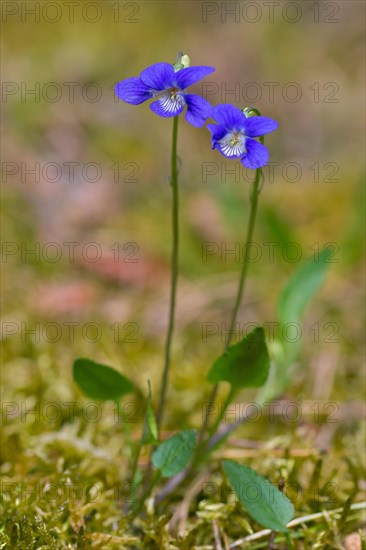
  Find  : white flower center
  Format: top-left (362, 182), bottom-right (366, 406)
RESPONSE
top-left (219, 130), bottom-right (246, 157)
top-left (158, 87), bottom-right (185, 114)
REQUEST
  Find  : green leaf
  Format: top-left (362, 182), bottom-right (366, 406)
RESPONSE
top-left (258, 249), bottom-right (332, 406)
top-left (152, 429), bottom-right (197, 478)
top-left (207, 326), bottom-right (269, 389)
top-left (73, 358), bottom-right (133, 400)
top-left (278, 246), bottom-right (331, 327)
top-left (256, 339), bottom-right (288, 403)
top-left (142, 381), bottom-right (158, 444)
top-left (223, 460), bottom-right (294, 533)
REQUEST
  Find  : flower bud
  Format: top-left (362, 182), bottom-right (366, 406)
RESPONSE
top-left (180, 54), bottom-right (190, 68)
top-left (173, 52), bottom-right (190, 71)
top-left (242, 107), bottom-right (261, 118)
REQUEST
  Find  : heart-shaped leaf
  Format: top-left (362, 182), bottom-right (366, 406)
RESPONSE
top-left (207, 326), bottom-right (269, 389)
top-left (73, 358), bottom-right (133, 400)
top-left (152, 429), bottom-right (197, 478)
top-left (223, 460), bottom-right (294, 532)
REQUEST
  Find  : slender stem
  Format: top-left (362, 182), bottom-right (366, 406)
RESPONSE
top-left (156, 116), bottom-right (180, 434)
top-left (129, 430), bottom-right (144, 485)
top-left (132, 470), bottom-right (161, 519)
top-left (155, 166), bottom-right (265, 504)
top-left (197, 167), bottom-right (263, 445)
top-left (138, 117), bottom-right (179, 507)
top-left (285, 533), bottom-right (294, 550)
top-left (208, 386), bottom-right (236, 439)
top-left (129, 380), bottom-right (153, 484)
top-left (206, 393), bottom-right (266, 452)
top-left (226, 168), bottom-right (262, 344)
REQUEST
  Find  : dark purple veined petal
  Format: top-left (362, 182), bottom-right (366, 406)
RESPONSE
top-left (207, 123), bottom-right (227, 145)
top-left (240, 138), bottom-right (269, 169)
top-left (149, 91), bottom-right (186, 117)
top-left (174, 66), bottom-right (215, 90)
top-left (114, 77), bottom-right (152, 105)
top-left (184, 94), bottom-right (213, 127)
top-left (139, 62), bottom-right (175, 90)
top-left (212, 103), bottom-right (247, 130)
top-left (244, 116), bottom-right (279, 137)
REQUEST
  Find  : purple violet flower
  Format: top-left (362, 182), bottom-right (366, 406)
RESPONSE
top-left (115, 61), bottom-right (215, 127)
top-left (207, 104), bottom-right (279, 169)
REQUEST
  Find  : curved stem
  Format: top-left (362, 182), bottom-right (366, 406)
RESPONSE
top-left (197, 167), bottom-right (263, 447)
top-left (129, 429), bottom-right (144, 485)
top-left (154, 164), bottom-right (268, 504)
top-left (226, 168), bottom-right (262, 344)
top-left (132, 470), bottom-right (161, 519)
top-left (207, 386), bottom-right (236, 439)
top-left (129, 381), bottom-right (153, 484)
top-left (156, 116), bottom-right (180, 435)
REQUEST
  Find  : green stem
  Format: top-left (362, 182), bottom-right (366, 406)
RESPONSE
top-left (129, 382), bottom-right (152, 484)
top-left (197, 166), bottom-right (263, 447)
top-left (285, 533), bottom-right (294, 550)
top-left (208, 386), bottom-right (236, 439)
top-left (132, 470), bottom-right (161, 519)
top-left (156, 116), bottom-right (180, 435)
top-left (129, 432), bottom-right (143, 485)
top-left (226, 168), bottom-right (262, 345)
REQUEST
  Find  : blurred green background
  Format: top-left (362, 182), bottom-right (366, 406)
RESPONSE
top-left (1, 0), bottom-right (365, 532)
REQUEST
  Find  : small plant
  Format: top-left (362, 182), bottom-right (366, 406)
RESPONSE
top-left (72, 52), bottom-right (333, 544)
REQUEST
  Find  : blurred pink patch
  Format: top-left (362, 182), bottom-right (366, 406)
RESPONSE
top-left (76, 251), bottom-right (168, 289)
top-left (30, 281), bottom-right (98, 315)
